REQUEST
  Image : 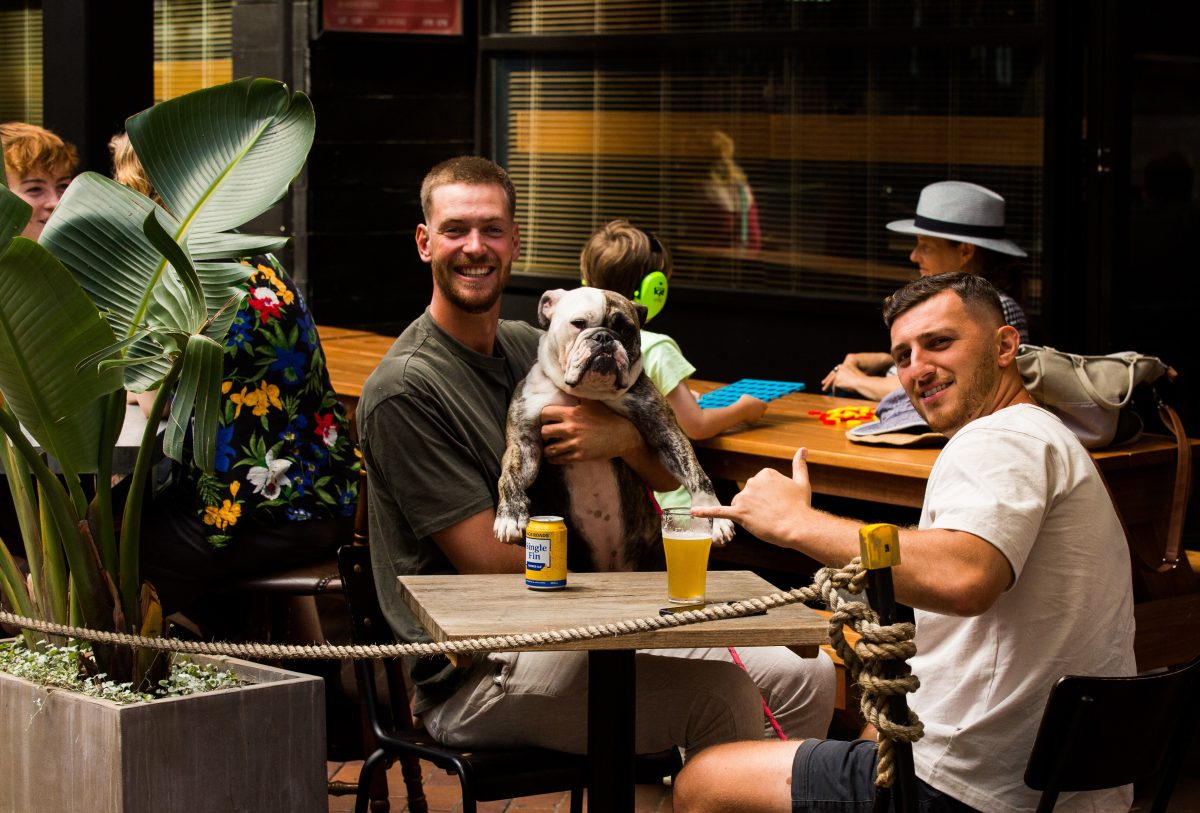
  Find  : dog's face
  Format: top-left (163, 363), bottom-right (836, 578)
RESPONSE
top-left (537, 287), bottom-right (647, 399)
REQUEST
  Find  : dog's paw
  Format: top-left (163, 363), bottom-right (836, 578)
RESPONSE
top-left (712, 517), bottom-right (736, 546)
top-left (493, 507), bottom-right (527, 545)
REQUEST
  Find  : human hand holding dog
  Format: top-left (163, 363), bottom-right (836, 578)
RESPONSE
top-left (539, 400), bottom-right (679, 492)
top-left (539, 400), bottom-right (638, 463)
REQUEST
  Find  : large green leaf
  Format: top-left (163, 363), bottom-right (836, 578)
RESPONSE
top-left (0, 238), bottom-right (123, 473)
top-left (0, 185), bottom-right (31, 252)
top-left (40, 78), bottom-right (314, 395)
top-left (189, 231), bottom-right (289, 260)
top-left (40, 173), bottom-right (176, 391)
top-left (127, 77), bottom-right (315, 238)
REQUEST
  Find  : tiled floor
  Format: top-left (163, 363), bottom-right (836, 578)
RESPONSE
top-left (328, 729), bottom-right (1200, 813)
top-left (325, 759), bottom-right (673, 812)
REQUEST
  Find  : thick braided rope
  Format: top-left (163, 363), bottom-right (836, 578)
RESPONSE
top-left (0, 558), bottom-right (922, 781)
top-left (818, 563), bottom-right (924, 788)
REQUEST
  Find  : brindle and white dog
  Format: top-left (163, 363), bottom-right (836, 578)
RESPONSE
top-left (493, 287), bottom-right (735, 571)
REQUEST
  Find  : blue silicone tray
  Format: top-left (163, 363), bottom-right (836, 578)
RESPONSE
top-left (697, 379), bottom-right (806, 408)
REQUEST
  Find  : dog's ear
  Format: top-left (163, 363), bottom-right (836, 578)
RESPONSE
top-left (632, 302), bottom-right (648, 328)
top-left (537, 289), bottom-right (566, 329)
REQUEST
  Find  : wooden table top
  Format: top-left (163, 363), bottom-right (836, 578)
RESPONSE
top-left (313, 325), bottom-right (1194, 494)
top-left (397, 570), bottom-right (828, 652)
top-left (689, 380), bottom-right (1197, 479)
top-left (318, 325), bottom-right (396, 401)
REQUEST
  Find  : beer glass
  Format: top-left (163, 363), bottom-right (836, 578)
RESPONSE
top-left (661, 507), bottom-right (712, 604)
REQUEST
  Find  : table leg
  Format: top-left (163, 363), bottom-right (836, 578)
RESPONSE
top-left (588, 649), bottom-right (636, 812)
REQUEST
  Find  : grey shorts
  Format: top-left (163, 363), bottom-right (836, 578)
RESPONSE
top-left (791, 739), bottom-right (978, 813)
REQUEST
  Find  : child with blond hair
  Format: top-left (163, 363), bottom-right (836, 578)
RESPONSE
top-left (580, 220), bottom-right (766, 509)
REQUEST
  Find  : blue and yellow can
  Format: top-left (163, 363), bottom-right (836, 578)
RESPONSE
top-left (525, 516), bottom-right (568, 590)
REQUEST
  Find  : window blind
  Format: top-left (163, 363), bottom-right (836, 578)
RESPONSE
top-left (498, 0), bottom-right (1043, 34)
top-left (0, 4), bottom-right (42, 125)
top-left (154, 0), bottom-right (232, 103)
top-left (491, 2), bottom-right (1044, 311)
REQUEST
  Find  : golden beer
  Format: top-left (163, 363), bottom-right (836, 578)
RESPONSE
top-left (525, 516), bottom-right (568, 590)
top-left (663, 530), bottom-right (712, 604)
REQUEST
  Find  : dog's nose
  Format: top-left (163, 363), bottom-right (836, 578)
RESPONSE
top-left (594, 332), bottom-right (614, 348)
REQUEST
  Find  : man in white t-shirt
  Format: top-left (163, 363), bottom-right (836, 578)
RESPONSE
top-left (679, 272), bottom-right (1137, 813)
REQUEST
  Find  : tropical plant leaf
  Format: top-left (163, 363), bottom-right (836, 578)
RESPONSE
top-left (75, 331), bottom-right (154, 375)
top-left (0, 185), bottom-right (30, 249)
top-left (127, 77), bottom-right (315, 238)
top-left (162, 334), bottom-right (225, 474)
top-left (39, 173), bottom-right (176, 392)
top-left (189, 231), bottom-right (288, 260)
top-left (0, 238), bottom-right (123, 473)
top-left (142, 209), bottom-right (207, 332)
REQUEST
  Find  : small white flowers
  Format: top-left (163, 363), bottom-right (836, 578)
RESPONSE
top-left (247, 451), bottom-right (293, 499)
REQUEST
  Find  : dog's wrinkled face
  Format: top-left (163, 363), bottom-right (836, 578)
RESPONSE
top-left (537, 288), bottom-right (647, 399)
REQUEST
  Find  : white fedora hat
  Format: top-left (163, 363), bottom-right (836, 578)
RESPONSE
top-left (887, 181), bottom-right (1027, 257)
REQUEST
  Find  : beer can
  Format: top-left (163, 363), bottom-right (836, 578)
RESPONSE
top-left (525, 516), bottom-right (568, 590)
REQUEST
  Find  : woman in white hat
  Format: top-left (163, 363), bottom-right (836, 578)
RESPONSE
top-left (821, 181), bottom-right (1030, 400)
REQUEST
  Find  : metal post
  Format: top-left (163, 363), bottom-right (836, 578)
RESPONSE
top-left (860, 523), bottom-right (918, 813)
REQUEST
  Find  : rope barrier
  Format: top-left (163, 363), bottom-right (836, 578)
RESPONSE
top-left (0, 557), bottom-right (924, 784)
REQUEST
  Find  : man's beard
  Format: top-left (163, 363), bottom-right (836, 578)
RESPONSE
top-left (432, 259), bottom-right (508, 314)
top-left (917, 351), bottom-right (1000, 435)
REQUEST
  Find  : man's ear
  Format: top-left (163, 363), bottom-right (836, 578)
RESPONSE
top-left (995, 324), bottom-right (1022, 367)
top-left (538, 289), bottom-right (566, 328)
top-left (415, 223), bottom-right (432, 263)
top-left (959, 241), bottom-right (977, 268)
top-left (512, 221), bottom-right (521, 263)
top-left (633, 302), bottom-right (648, 328)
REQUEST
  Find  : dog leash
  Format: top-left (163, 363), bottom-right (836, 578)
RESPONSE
top-left (727, 646), bottom-right (788, 741)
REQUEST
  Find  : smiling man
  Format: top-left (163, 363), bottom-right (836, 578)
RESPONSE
top-left (0, 122), bottom-right (76, 241)
top-left (682, 273), bottom-right (1136, 813)
top-left (358, 156), bottom-right (836, 760)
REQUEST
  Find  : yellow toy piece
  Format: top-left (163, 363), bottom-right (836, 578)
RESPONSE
top-left (859, 522), bottom-right (901, 570)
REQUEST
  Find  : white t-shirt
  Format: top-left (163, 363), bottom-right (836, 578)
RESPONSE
top-left (910, 404), bottom-right (1136, 813)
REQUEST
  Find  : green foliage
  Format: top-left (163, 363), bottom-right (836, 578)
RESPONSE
top-left (0, 639), bottom-right (244, 705)
top-left (0, 78), bottom-right (315, 689)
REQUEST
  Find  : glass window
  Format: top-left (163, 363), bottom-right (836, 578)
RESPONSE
top-left (154, 0), bottom-right (232, 103)
top-left (0, 1), bottom-right (42, 124)
top-left (488, 0), bottom-right (1044, 313)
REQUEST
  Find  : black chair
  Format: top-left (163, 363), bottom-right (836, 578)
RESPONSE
top-left (1023, 655), bottom-right (1200, 812)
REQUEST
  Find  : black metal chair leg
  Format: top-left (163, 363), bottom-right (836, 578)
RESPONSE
top-left (355, 748), bottom-right (391, 813)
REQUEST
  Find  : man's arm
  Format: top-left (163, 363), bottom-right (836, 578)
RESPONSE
top-left (431, 508), bottom-right (525, 574)
top-left (692, 448), bottom-right (1013, 616)
top-left (539, 400), bottom-right (680, 492)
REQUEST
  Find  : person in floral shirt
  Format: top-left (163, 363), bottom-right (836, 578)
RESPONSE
top-left (110, 133), bottom-right (359, 616)
top-left (139, 254), bottom-right (360, 614)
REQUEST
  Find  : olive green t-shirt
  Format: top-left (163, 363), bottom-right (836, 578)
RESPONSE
top-left (357, 309), bottom-right (541, 712)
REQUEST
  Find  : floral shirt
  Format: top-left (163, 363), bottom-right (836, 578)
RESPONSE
top-left (193, 255), bottom-right (359, 547)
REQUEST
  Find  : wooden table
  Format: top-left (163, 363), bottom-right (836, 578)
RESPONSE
top-left (317, 325), bottom-right (396, 404)
top-left (398, 570), bottom-right (827, 812)
top-left (689, 381), bottom-right (1196, 511)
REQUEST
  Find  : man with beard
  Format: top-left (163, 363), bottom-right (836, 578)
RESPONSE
top-left (358, 156), bottom-right (834, 759)
top-left (677, 273), bottom-right (1136, 813)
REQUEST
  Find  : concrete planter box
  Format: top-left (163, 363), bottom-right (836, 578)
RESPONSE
top-left (0, 652), bottom-right (325, 813)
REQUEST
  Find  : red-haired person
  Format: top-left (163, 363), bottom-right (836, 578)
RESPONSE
top-left (1, 122), bottom-right (77, 240)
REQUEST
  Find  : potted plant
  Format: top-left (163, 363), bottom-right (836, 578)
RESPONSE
top-left (0, 78), bottom-right (326, 812)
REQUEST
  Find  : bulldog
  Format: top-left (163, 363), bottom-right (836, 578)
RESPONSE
top-left (493, 287), bottom-right (735, 572)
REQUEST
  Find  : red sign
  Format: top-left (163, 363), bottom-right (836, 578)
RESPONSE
top-left (323, 0), bottom-right (461, 35)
